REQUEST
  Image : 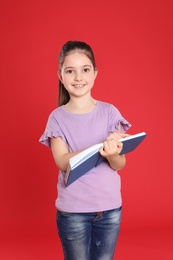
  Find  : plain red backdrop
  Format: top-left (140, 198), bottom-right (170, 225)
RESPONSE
top-left (1, 0), bottom-right (173, 259)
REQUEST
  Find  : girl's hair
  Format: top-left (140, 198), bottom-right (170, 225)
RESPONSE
top-left (58, 40), bottom-right (97, 106)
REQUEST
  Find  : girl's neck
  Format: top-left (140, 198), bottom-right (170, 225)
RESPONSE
top-left (64, 97), bottom-right (97, 114)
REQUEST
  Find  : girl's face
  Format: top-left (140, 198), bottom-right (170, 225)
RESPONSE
top-left (58, 51), bottom-right (98, 99)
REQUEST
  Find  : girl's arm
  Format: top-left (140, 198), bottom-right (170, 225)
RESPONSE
top-left (51, 136), bottom-right (125, 172)
top-left (50, 137), bottom-right (82, 172)
top-left (99, 130), bottom-right (130, 171)
top-left (99, 138), bottom-right (126, 171)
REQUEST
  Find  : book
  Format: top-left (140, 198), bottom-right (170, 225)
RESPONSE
top-left (65, 132), bottom-right (147, 187)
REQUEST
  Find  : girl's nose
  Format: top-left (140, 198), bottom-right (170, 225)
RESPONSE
top-left (74, 72), bottom-right (82, 81)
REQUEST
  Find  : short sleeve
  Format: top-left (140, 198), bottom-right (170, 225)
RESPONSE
top-left (39, 112), bottom-right (66, 147)
top-left (109, 105), bottom-right (131, 133)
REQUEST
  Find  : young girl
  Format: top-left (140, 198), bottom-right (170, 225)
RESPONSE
top-left (39, 40), bottom-right (131, 260)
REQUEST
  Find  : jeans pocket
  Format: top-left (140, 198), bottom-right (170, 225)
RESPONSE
top-left (57, 210), bottom-right (73, 218)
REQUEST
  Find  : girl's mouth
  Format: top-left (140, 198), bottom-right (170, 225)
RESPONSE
top-left (73, 84), bottom-right (85, 88)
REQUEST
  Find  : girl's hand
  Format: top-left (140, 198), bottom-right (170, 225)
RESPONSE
top-left (99, 129), bottom-right (131, 171)
top-left (100, 132), bottom-right (130, 159)
top-left (107, 132), bottom-right (130, 141)
top-left (99, 137), bottom-right (125, 170)
top-left (100, 137), bottom-right (123, 159)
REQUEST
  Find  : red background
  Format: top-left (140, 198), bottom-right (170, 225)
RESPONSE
top-left (1, 0), bottom-right (173, 259)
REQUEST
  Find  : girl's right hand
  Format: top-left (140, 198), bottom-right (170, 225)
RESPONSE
top-left (107, 132), bottom-right (130, 142)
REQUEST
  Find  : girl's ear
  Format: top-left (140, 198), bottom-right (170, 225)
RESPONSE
top-left (94, 68), bottom-right (98, 79)
top-left (57, 71), bottom-right (62, 82)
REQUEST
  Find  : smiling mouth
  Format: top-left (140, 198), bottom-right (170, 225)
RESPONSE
top-left (73, 84), bottom-right (85, 88)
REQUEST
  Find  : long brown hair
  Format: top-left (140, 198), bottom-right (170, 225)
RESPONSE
top-left (58, 41), bottom-right (97, 106)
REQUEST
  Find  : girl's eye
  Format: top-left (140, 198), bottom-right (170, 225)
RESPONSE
top-left (66, 70), bottom-right (73, 74)
top-left (83, 68), bottom-right (90, 72)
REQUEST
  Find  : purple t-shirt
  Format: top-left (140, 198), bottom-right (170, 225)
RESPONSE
top-left (39, 101), bottom-right (131, 212)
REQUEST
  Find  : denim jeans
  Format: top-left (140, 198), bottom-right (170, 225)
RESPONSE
top-left (56, 207), bottom-right (122, 260)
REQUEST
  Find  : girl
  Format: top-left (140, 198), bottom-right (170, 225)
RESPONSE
top-left (39, 40), bottom-right (131, 260)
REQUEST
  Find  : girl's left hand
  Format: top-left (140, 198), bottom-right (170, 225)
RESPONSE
top-left (100, 138), bottom-right (123, 159)
top-left (99, 132), bottom-right (130, 159)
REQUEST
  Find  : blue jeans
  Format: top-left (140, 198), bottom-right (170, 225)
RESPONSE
top-left (56, 207), bottom-right (122, 260)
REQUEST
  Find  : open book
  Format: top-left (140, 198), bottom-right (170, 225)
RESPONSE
top-left (65, 132), bottom-right (147, 187)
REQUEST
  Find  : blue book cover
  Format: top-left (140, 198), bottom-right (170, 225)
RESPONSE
top-left (65, 132), bottom-right (147, 187)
